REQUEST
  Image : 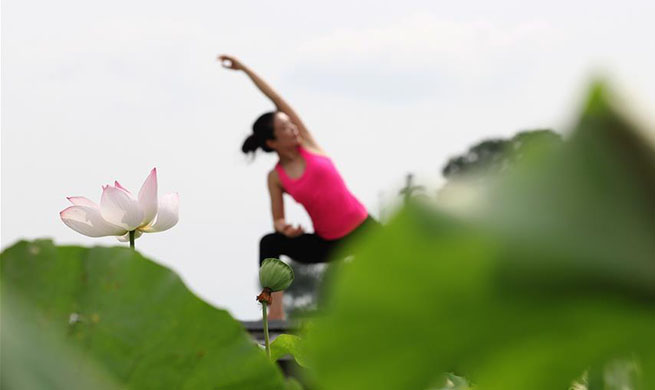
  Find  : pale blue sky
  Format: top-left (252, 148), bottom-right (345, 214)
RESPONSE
top-left (2, 0), bottom-right (654, 319)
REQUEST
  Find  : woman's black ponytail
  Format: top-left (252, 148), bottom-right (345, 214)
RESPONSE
top-left (241, 111), bottom-right (277, 156)
top-left (241, 134), bottom-right (259, 154)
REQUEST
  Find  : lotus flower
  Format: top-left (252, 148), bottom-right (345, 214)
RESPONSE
top-left (60, 168), bottom-right (179, 244)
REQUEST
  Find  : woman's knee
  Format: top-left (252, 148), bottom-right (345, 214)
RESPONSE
top-left (260, 232), bottom-right (285, 247)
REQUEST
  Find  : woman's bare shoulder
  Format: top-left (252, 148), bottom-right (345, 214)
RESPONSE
top-left (268, 169), bottom-right (286, 193)
top-left (268, 168), bottom-right (280, 180)
top-left (268, 168), bottom-right (282, 185)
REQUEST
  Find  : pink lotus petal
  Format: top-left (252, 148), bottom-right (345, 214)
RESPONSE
top-left (100, 186), bottom-right (144, 231)
top-left (116, 230), bottom-right (143, 242)
top-left (60, 206), bottom-right (126, 237)
top-left (141, 192), bottom-right (179, 233)
top-left (67, 196), bottom-right (98, 208)
top-left (114, 181), bottom-right (132, 194)
top-left (138, 168), bottom-right (158, 227)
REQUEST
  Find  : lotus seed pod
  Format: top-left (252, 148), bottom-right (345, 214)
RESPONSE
top-left (259, 258), bottom-right (294, 292)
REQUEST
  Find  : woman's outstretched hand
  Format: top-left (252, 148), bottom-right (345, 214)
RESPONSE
top-left (218, 54), bottom-right (244, 71)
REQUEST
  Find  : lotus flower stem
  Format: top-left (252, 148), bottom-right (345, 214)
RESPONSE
top-left (262, 302), bottom-right (271, 359)
top-left (129, 230), bottom-right (135, 249)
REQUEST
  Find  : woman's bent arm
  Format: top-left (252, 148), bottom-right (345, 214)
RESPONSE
top-left (268, 170), bottom-right (303, 237)
top-left (268, 170), bottom-right (285, 227)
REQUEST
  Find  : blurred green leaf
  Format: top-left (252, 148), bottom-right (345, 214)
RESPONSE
top-left (306, 83), bottom-right (655, 390)
top-left (2, 294), bottom-right (122, 390)
top-left (428, 373), bottom-right (472, 390)
top-left (270, 334), bottom-right (309, 368)
top-left (1, 240), bottom-right (286, 390)
top-left (285, 377), bottom-right (305, 390)
top-left (481, 82), bottom-right (655, 299)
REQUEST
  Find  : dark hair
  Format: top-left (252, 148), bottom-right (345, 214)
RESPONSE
top-left (241, 111), bottom-right (277, 155)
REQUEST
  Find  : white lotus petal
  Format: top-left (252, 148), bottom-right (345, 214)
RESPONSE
top-left (67, 196), bottom-right (98, 208)
top-left (114, 181), bottom-right (132, 194)
top-left (117, 230), bottom-right (143, 242)
top-left (100, 186), bottom-right (144, 230)
top-left (138, 168), bottom-right (158, 227)
top-left (60, 206), bottom-right (127, 237)
top-left (141, 192), bottom-right (179, 232)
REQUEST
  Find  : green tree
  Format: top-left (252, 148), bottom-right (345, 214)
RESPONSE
top-left (442, 129), bottom-right (562, 179)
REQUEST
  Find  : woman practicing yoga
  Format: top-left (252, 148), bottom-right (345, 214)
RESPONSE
top-left (219, 55), bottom-right (377, 319)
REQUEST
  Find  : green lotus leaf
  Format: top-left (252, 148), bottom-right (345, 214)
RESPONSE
top-left (1, 240), bottom-right (286, 390)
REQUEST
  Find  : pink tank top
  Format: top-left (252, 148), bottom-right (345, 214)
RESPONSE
top-left (275, 146), bottom-right (368, 240)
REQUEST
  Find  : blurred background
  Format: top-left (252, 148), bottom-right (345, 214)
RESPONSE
top-left (2, 0), bottom-right (654, 320)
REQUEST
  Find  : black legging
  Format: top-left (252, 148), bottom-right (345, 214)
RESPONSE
top-left (259, 216), bottom-right (379, 265)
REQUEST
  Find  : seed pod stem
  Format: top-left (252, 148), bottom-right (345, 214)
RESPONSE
top-left (262, 302), bottom-right (271, 359)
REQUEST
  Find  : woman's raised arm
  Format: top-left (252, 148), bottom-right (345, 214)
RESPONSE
top-left (218, 54), bottom-right (321, 151)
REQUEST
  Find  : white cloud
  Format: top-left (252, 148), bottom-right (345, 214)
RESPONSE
top-left (287, 13), bottom-right (559, 102)
top-left (297, 13), bottom-right (556, 69)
